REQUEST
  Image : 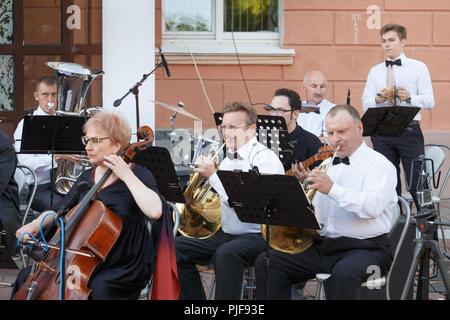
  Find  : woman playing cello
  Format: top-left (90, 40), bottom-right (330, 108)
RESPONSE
top-left (14, 111), bottom-right (167, 300)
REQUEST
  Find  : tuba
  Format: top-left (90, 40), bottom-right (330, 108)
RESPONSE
top-left (261, 145), bottom-right (341, 254)
top-left (175, 137), bottom-right (223, 239)
top-left (46, 62), bottom-right (104, 194)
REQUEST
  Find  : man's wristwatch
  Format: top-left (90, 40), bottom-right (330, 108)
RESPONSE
top-left (406, 97), bottom-right (411, 104)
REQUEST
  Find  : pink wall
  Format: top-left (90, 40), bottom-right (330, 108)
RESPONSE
top-left (155, 0), bottom-right (450, 132)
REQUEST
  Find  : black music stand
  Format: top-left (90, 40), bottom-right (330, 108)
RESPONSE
top-left (132, 146), bottom-right (185, 204)
top-left (216, 170), bottom-right (321, 298)
top-left (19, 115), bottom-right (87, 208)
top-left (361, 106), bottom-right (420, 137)
top-left (20, 115), bottom-right (86, 154)
top-left (214, 113), bottom-right (292, 170)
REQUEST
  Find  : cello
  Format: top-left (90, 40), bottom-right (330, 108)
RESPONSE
top-left (13, 126), bottom-right (154, 300)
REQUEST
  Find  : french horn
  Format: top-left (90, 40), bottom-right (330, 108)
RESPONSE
top-left (261, 145), bottom-right (341, 254)
top-left (175, 138), bottom-right (223, 239)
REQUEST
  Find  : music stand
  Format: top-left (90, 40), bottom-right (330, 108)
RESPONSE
top-left (361, 106), bottom-right (420, 137)
top-left (19, 115), bottom-right (87, 208)
top-left (132, 146), bottom-right (186, 204)
top-left (214, 112), bottom-right (292, 170)
top-left (216, 170), bottom-right (321, 298)
top-left (20, 115), bottom-right (86, 154)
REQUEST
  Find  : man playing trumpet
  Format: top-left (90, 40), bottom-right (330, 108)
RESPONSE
top-left (255, 105), bottom-right (398, 300)
top-left (175, 101), bottom-right (284, 300)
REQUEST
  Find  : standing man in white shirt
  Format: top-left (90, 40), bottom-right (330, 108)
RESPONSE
top-left (297, 70), bottom-right (336, 143)
top-left (14, 75), bottom-right (81, 212)
top-left (255, 104), bottom-right (398, 300)
top-left (362, 23), bottom-right (434, 200)
top-left (175, 101), bottom-right (285, 300)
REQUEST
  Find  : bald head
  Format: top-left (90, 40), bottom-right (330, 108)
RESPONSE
top-left (325, 105), bottom-right (363, 158)
top-left (302, 70), bottom-right (328, 105)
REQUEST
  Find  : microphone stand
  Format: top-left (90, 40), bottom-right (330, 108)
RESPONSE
top-left (113, 61), bottom-right (167, 138)
top-left (169, 102), bottom-right (184, 155)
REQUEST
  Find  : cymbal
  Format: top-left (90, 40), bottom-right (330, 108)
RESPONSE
top-left (150, 100), bottom-right (204, 122)
top-left (301, 104), bottom-right (320, 113)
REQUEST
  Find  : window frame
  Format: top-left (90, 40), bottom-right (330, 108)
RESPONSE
top-left (0, 0), bottom-right (102, 140)
top-left (162, 0), bottom-right (288, 55)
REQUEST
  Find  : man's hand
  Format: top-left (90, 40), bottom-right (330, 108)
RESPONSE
top-left (304, 169), bottom-right (333, 195)
top-left (375, 88), bottom-right (388, 104)
top-left (292, 162), bottom-right (309, 184)
top-left (194, 156), bottom-right (217, 179)
top-left (396, 86), bottom-right (410, 102)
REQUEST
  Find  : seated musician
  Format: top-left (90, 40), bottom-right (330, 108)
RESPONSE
top-left (0, 129), bottom-right (22, 258)
top-left (266, 88), bottom-right (323, 171)
top-left (175, 101), bottom-right (285, 300)
top-left (14, 111), bottom-right (168, 300)
top-left (13, 75), bottom-right (83, 212)
top-left (255, 104), bottom-right (398, 300)
top-left (297, 70), bottom-right (336, 144)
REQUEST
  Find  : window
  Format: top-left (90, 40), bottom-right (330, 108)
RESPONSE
top-left (162, 0), bottom-right (294, 65)
top-left (0, 0), bottom-right (102, 140)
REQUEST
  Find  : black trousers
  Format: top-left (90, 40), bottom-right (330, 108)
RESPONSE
top-left (370, 123), bottom-right (425, 201)
top-left (255, 236), bottom-right (393, 300)
top-left (175, 229), bottom-right (266, 300)
top-left (29, 183), bottom-right (63, 213)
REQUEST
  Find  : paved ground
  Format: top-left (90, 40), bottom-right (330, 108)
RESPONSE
top-left (2, 236), bottom-right (448, 300)
top-left (2, 135), bottom-right (449, 300)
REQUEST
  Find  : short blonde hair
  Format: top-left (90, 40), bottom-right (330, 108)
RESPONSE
top-left (83, 111), bottom-right (131, 152)
top-left (221, 101), bottom-right (257, 125)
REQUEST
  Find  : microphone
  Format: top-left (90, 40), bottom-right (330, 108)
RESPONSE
top-left (18, 182), bottom-right (90, 262)
top-left (19, 241), bottom-right (44, 262)
top-left (113, 99), bottom-right (122, 108)
top-left (346, 88), bottom-right (351, 105)
top-left (160, 53), bottom-right (171, 77)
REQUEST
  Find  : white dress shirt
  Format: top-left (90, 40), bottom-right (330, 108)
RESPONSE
top-left (296, 99), bottom-right (336, 137)
top-left (362, 53), bottom-right (435, 121)
top-left (313, 141), bottom-right (398, 239)
top-left (208, 136), bottom-right (285, 235)
top-left (14, 106), bottom-right (55, 185)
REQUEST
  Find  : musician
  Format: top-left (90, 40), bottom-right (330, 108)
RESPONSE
top-left (0, 130), bottom-right (21, 257)
top-left (255, 104), bottom-right (398, 299)
top-left (175, 102), bottom-right (285, 300)
top-left (362, 23), bottom-right (434, 200)
top-left (267, 88), bottom-right (323, 171)
top-left (13, 75), bottom-right (82, 212)
top-left (297, 70), bottom-right (336, 142)
top-left (14, 111), bottom-right (166, 299)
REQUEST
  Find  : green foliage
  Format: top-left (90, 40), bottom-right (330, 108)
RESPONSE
top-left (224, 0), bottom-right (278, 32)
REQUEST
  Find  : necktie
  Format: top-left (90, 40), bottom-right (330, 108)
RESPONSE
top-left (332, 156), bottom-right (350, 165)
top-left (385, 59), bottom-right (402, 67)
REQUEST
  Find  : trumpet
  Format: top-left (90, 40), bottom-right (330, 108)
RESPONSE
top-left (261, 145), bottom-right (341, 254)
top-left (304, 144), bottom-right (341, 203)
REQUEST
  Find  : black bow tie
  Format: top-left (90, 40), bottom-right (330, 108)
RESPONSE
top-left (385, 59), bottom-right (402, 67)
top-left (226, 150), bottom-right (244, 160)
top-left (332, 156), bottom-right (350, 165)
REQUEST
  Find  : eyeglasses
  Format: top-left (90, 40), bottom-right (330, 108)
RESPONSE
top-left (217, 123), bottom-right (251, 131)
top-left (81, 136), bottom-right (112, 146)
top-left (264, 104), bottom-right (292, 113)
